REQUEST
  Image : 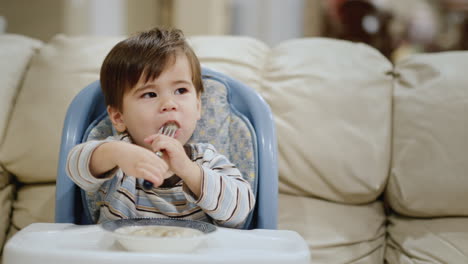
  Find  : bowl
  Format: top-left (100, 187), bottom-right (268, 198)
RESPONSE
top-left (100, 218), bottom-right (217, 253)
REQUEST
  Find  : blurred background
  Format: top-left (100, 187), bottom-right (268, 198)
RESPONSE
top-left (0, 0), bottom-right (467, 61)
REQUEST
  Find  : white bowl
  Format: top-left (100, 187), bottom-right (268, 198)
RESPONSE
top-left (100, 218), bottom-right (217, 253)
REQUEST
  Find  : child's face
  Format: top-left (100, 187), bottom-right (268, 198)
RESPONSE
top-left (108, 53), bottom-right (201, 150)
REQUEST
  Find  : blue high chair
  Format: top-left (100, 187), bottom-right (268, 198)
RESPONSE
top-left (55, 68), bottom-right (278, 229)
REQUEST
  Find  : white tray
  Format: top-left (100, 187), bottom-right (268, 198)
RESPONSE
top-left (3, 223), bottom-right (310, 264)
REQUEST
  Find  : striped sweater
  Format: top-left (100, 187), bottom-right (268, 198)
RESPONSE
top-left (66, 134), bottom-right (255, 228)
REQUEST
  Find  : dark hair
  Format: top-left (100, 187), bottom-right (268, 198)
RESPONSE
top-left (100, 27), bottom-right (204, 111)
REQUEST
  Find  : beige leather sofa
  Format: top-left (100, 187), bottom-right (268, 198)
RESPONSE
top-left (0, 33), bottom-right (467, 264)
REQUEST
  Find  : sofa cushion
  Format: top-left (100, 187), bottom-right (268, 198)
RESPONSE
top-left (386, 215), bottom-right (468, 263)
top-left (0, 167), bottom-right (14, 254)
top-left (386, 52), bottom-right (468, 217)
top-left (0, 35), bottom-right (123, 183)
top-left (278, 193), bottom-right (386, 263)
top-left (0, 167), bottom-right (11, 190)
top-left (0, 184), bottom-right (14, 255)
top-left (0, 35), bottom-right (42, 144)
top-left (10, 184), bottom-right (55, 229)
top-left (264, 38), bottom-right (393, 204)
top-left (189, 36), bottom-right (269, 92)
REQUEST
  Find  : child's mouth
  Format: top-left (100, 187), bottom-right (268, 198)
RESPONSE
top-left (159, 121), bottom-right (179, 135)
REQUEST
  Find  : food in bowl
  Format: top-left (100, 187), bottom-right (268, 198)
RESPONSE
top-left (115, 225), bottom-right (203, 238)
top-left (100, 218), bottom-right (217, 253)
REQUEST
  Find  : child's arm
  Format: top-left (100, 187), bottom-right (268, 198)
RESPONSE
top-left (144, 135), bottom-right (256, 228)
top-left (88, 141), bottom-right (121, 176)
top-left (187, 145), bottom-right (256, 228)
top-left (67, 140), bottom-right (166, 191)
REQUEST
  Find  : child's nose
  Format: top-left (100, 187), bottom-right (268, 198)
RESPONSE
top-left (160, 98), bottom-right (177, 112)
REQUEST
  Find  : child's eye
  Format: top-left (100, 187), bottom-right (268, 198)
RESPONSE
top-left (142, 92), bottom-right (157, 98)
top-left (175, 88), bottom-right (188, 95)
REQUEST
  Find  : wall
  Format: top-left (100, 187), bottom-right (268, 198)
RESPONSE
top-left (0, 0), bottom-right (63, 41)
top-left (230, 0), bottom-right (305, 46)
top-left (172, 0), bottom-right (230, 36)
top-left (0, 0), bottom-right (167, 41)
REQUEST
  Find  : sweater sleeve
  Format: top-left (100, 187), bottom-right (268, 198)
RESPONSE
top-left (183, 144), bottom-right (256, 228)
top-left (66, 139), bottom-right (117, 192)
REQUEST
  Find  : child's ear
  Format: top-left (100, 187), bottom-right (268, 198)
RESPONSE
top-left (107, 106), bottom-right (127, 133)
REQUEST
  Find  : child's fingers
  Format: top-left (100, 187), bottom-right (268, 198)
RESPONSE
top-left (144, 133), bottom-right (159, 144)
top-left (152, 137), bottom-right (178, 151)
top-left (137, 166), bottom-right (163, 186)
top-left (144, 134), bottom-right (173, 153)
top-left (141, 159), bottom-right (168, 177)
top-left (144, 126), bottom-right (166, 143)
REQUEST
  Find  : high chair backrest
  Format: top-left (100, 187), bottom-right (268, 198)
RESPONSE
top-left (55, 68), bottom-right (278, 229)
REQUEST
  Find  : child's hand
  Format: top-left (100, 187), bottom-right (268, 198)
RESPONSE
top-left (144, 134), bottom-right (197, 179)
top-left (144, 134), bottom-right (202, 197)
top-left (112, 142), bottom-right (167, 187)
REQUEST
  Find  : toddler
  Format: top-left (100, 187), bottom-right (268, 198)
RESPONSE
top-left (67, 27), bottom-right (255, 228)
